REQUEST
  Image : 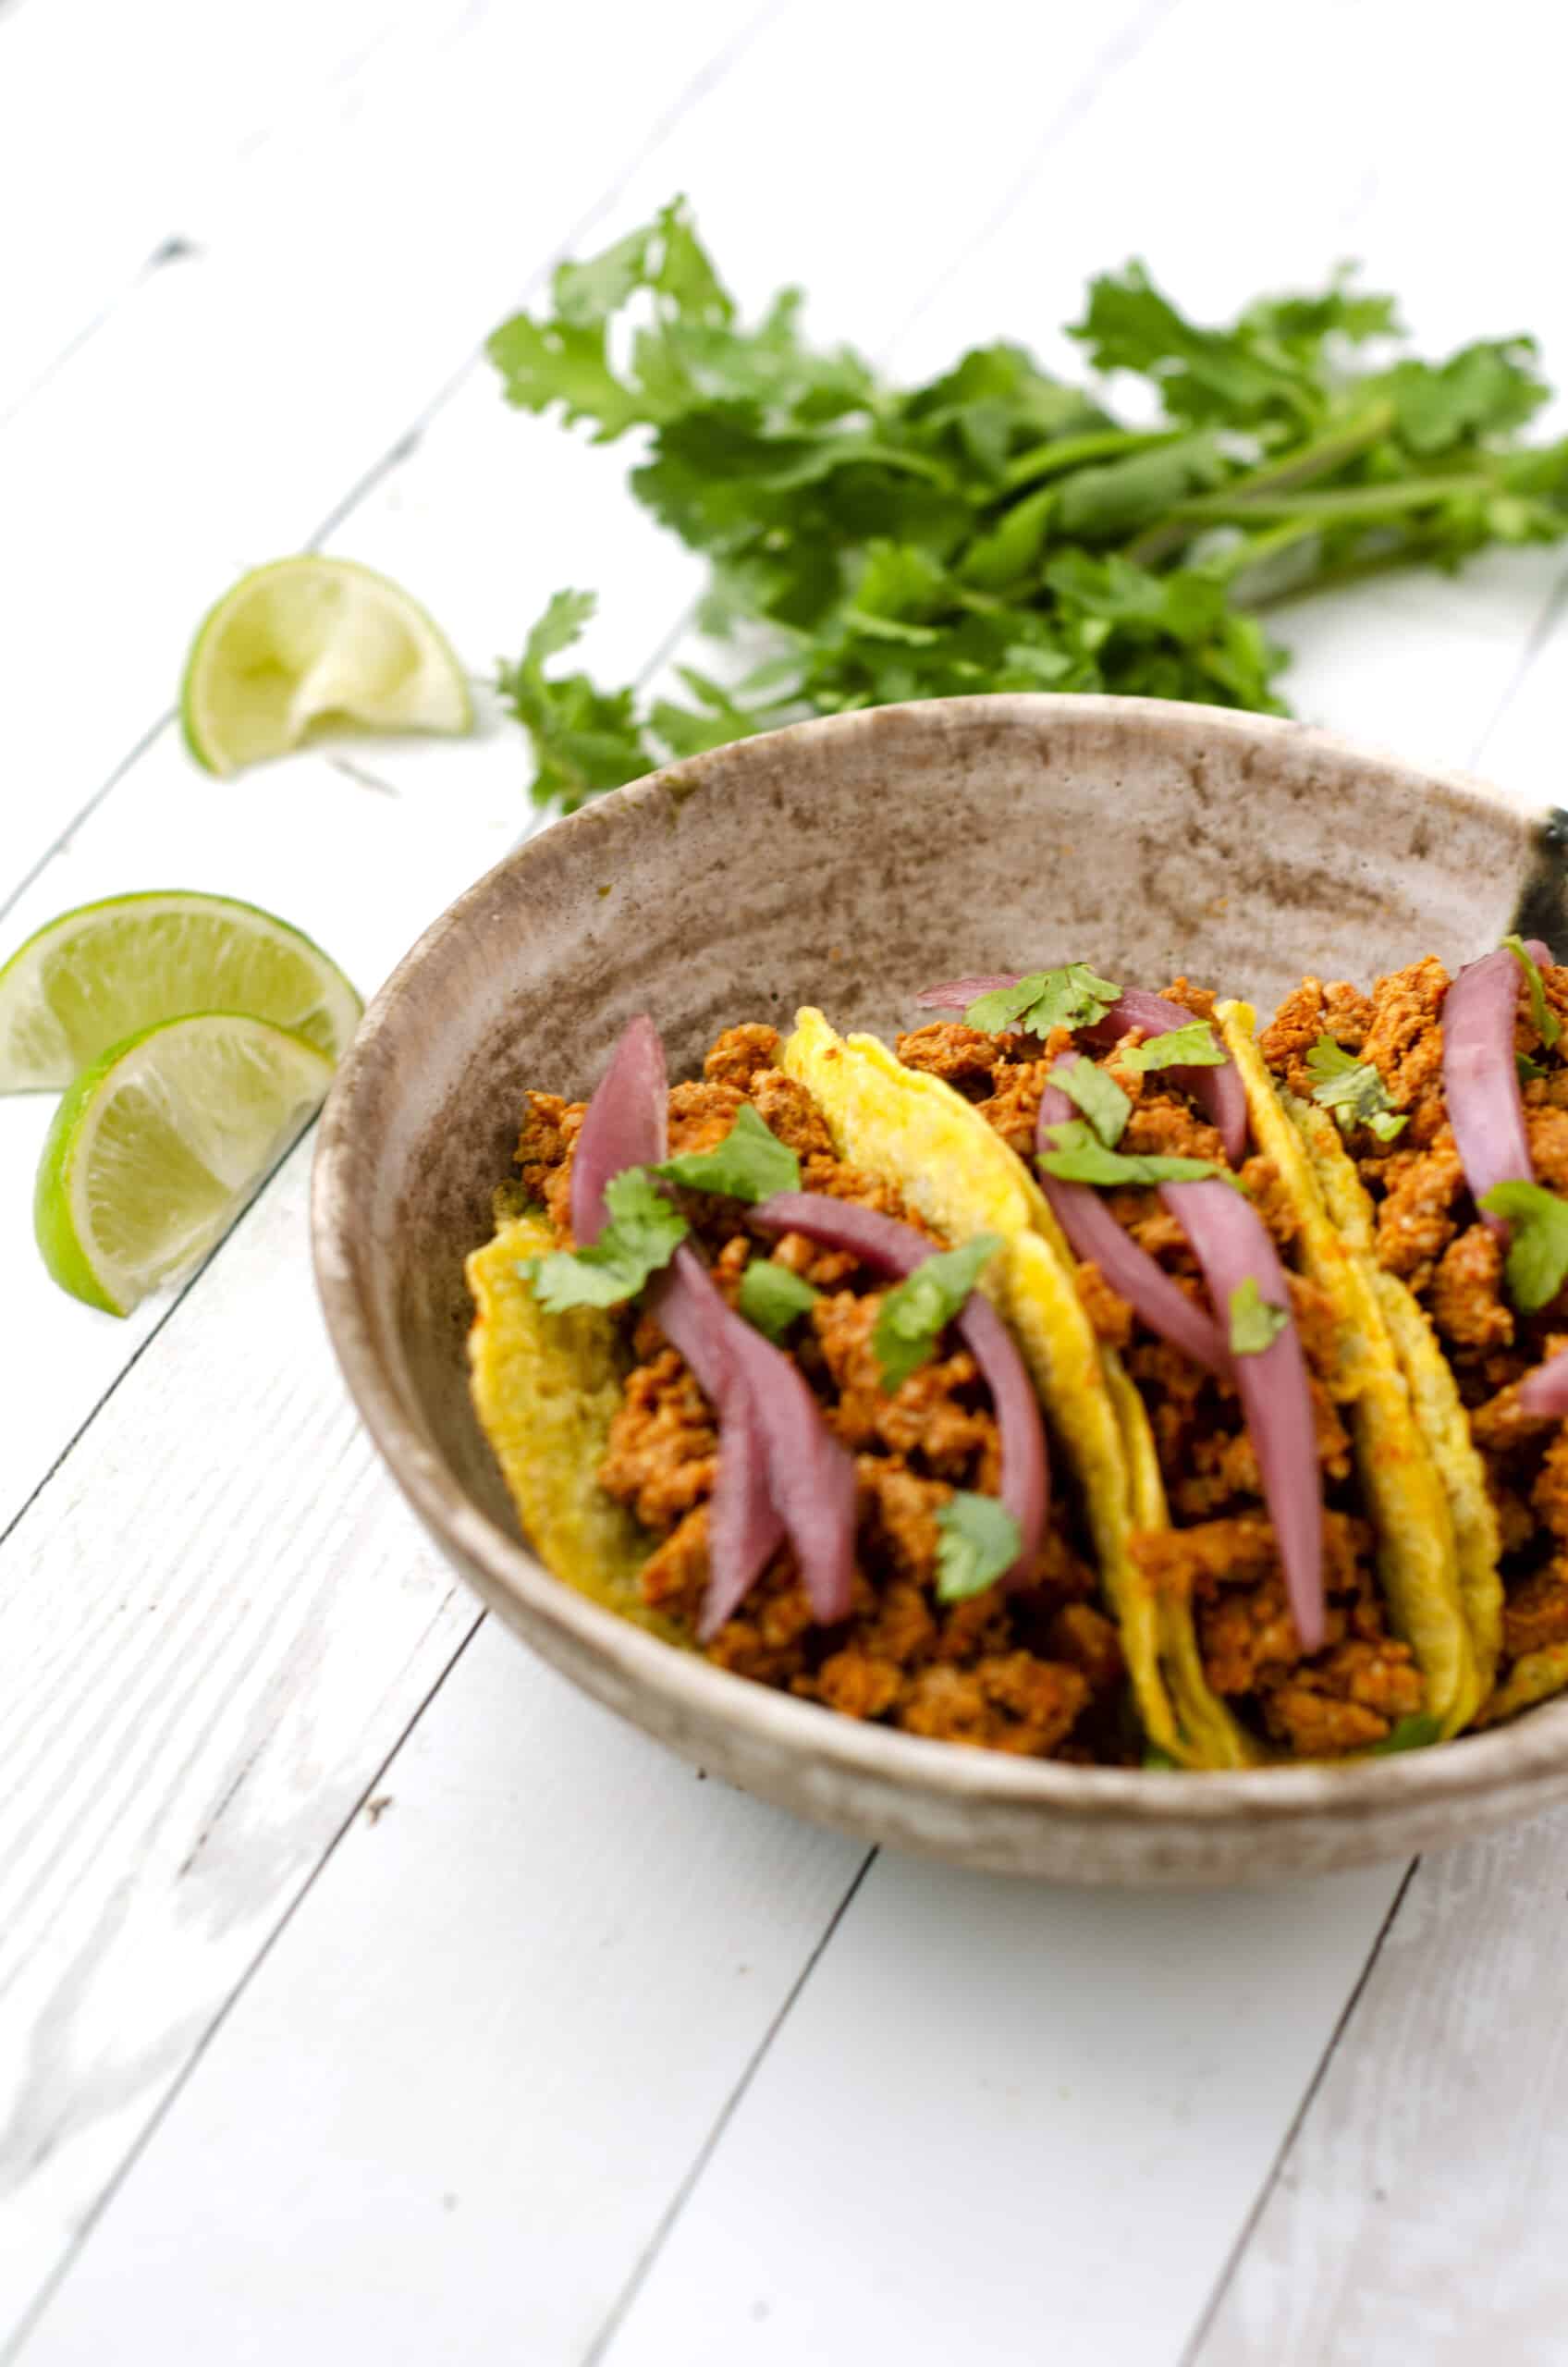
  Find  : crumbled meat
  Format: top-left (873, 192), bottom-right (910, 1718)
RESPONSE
top-left (893, 1656), bottom-right (1089, 1756)
top-left (1129, 1511), bottom-right (1417, 1754)
top-left (894, 1022), bottom-right (1007, 1098)
top-left (667, 1076), bottom-right (745, 1157)
top-left (1120, 1091), bottom-right (1225, 1166)
top-left (1074, 1259), bottom-right (1133, 1349)
top-left (1373, 1138), bottom-right (1465, 1286)
top-left (748, 1068), bottom-right (837, 1159)
top-left (1048, 1602), bottom-right (1126, 1695)
top-left (1501, 1564), bottom-right (1568, 1662)
top-left (515, 1091), bottom-right (584, 1238)
top-left (976, 1060), bottom-right (1049, 1157)
top-left (704, 1023), bottom-right (780, 1089)
top-left (1257, 976), bottom-right (1372, 1096)
top-left (815, 1295), bottom-right (998, 1482)
top-left (1430, 1224), bottom-right (1513, 1354)
top-left (599, 1349), bottom-right (716, 1528)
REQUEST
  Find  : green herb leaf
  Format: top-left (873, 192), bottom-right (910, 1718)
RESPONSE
top-left (873, 1234), bottom-right (1002, 1393)
top-left (934, 1492), bottom-right (1023, 1602)
top-left (653, 1102), bottom-right (801, 1202)
top-left (490, 206), bottom-right (1568, 816)
top-left (1504, 933), bottom-right (1562, 1049)
top-left (1037, 1120), bottom-right (1226, 1188)
top-left (738, 1258), bottom-right (820, 1342)
top-left (1142, 1745), bottom-right (1181, 1771)
top-left (1303, 1035), bottom-right (1408, 1141)
top-left (1480, 1180), bottom-right (1568, 1313)
top-left (520, 1168), bottom-right (688, 1311)
top-left (1369, 1712), bottom-right (1442, 1755)
top-left (1229, 1274), bottom-right (1290, 1355)
top-left (965, 964), bottom-right (1122, 1038)
top-left (1120, 1020), bottom-right (1225, 1073)
top-left (496, 591), bottom-right (655, 813)
top-left (1519, 1051), bottom-right (1547, 1085)
top-left (1048, 1057), bottom-right (1131, 1147)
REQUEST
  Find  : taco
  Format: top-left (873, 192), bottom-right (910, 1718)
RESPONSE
top-left (890, 964), bottom-right (1476, 1761)
top-left (468, 1012), bottom-right (1161, 1766)
top-left (1259, 938), bottom-right (1568, 1728)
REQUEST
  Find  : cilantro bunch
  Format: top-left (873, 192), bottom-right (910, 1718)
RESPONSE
top-left (491, 200), bottom-right (1568, 814)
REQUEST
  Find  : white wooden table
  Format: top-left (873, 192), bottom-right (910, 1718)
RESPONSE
top-left (6, 3), bottom-right (1568, 2357)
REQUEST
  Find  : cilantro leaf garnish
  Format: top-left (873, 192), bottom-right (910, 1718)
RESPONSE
top-left (873, 1234), bottom-right (1001, 1394)
top-left (1504, 933), bottom-right (1562, 1049)
top-left (1120, 1020), bottom-right (1224, 1073)
top-left (1304, 1035), bottom-right (1408, 1142)
top-left (520, 1168), bottom-right (687, 1311)
top-left (1229, 1275), bottom-right (1290, 1356)
top-left (1480, 1181), bottom-right (1568, 1314)
top-left (1047, 1057), bottom-right (1130, 1147)
top-left (492, 206), bottom-right (1568, 815)
top-left (1036, 1120), bottom-right (1226, 1188)
top-left (654, 1102), bottom-right (800, 1201)
top-left (738, 1258), bottom-right (820, 1343)
top-left (965, 965), bottom-right (1121, 1038)
top-left (1519, 1051), bottom-right (1547, 1085)
top-left (1369, 1712), bottom-right (1442, 1755)
top-left (934, 1492), bottom-right (1023, 1602)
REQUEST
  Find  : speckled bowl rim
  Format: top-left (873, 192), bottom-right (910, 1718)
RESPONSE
top-left (312, 693), bottom-right (1568, 1843)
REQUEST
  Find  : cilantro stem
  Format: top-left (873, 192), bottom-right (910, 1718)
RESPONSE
top-left (1003, 426), bottom-right (1180, 493)
top-left (1169, 472), bottom-right (1495, 527)
top-left (1124, 403), bottom-right (1398, 565)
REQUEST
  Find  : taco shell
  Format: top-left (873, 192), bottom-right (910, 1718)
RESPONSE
top-left (1219, 1003), bottom-right (1481, 1736)
top-left (782, 1005), bottom-right (1213, 1762)
top-left (466, 1210), bottom-right (678, 1641)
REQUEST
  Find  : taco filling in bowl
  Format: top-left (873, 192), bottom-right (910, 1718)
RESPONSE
top-left (466, 938), bottom-right (1562, 1772)
top-left (1260, 940), bottom-right (1568, 1728)
top-left (470, 1020), bottom-right (1135, 1764)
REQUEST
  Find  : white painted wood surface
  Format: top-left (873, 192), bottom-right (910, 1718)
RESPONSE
top-left (5, 3), bottom-right (1568, 2360)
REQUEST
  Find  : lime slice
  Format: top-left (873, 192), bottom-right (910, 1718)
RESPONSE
top-left (0, 889), bottom-right (361, 1091)
top-left (35, 1012), bottom-right (335, 1315)
top-left (181, 556), bottom-right (472, 775)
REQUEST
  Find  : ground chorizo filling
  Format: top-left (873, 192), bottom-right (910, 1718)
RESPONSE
top-left (1261, 955), bottom-right (1568, 1687)
top-left (515, 1022), bottom-right (1132, 1761)
top-left (897, 980), bottom-right (1423, 1757)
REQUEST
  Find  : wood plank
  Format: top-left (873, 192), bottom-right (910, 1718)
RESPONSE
top-left (595, 1850), bottom-right (1403, 2367)
top-left (12, 1623), bottom-right (865, 2367)
top-left (1191, 1808), bottom-right (1568, 2366)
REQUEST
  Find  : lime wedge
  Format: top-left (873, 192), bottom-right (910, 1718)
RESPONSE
top-left (181, 556), bottom-right (472, 775)
top-left (35, 1012), bottom-right (335, 1314)
top-left (0, 890), bottom-right (361, 1091)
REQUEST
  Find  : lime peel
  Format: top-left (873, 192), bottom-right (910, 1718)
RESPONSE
top-left (35, 1012), bottom-right (335, 1315)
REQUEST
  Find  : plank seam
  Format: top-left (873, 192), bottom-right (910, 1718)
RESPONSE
top-left (580, 1845), bottom-right (879, 2367)
top-left (1466, 556), bottom-right (1568, 773)
top-left (1176, 1854), bottom-right (1422, 2367)
top-left (2, 1606), bottom-right (487, 2365)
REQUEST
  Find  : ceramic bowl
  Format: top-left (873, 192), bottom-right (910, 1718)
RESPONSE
top-left (312, 693), bottom-right (1568, 1883)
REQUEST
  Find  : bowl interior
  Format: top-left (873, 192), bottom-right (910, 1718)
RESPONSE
top-left (313, 693), bottom-right (1568, 1869)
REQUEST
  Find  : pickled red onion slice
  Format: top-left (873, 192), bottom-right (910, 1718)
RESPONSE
top-left (648, 1247), bottom-right (784, 1639)
top-left (1160, 1177), bottom-right (1325, 1655)
top-left (1517, 1347), bottom-right (1568, 1420)
top-left (753, 1192), bottom-right (1047, 1584)
top-left (1443, 947), bottom-right (1535, 1234)
top-left (1035, 1071), bottom-right (1231, 1376)
top-left (570, 1012), bottom-right (668, 1243)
